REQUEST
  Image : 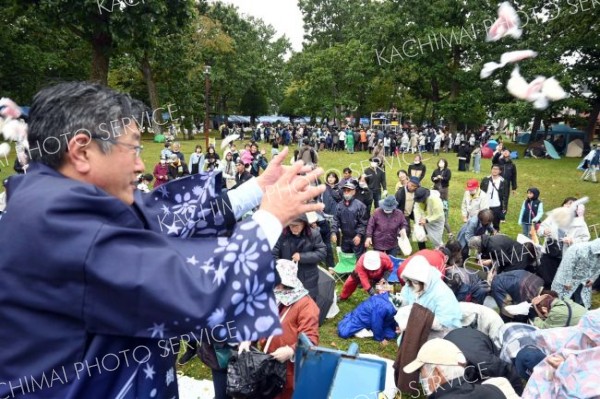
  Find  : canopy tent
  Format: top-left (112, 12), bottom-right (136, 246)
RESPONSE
top-left (566, 139), bottom-right (584, 157)
top-left (257, 115), bottom-right (290, 124)
top-left (535, 124), bottom-right (586, 154)
top-left (517, 133), bottom-right (530, 144)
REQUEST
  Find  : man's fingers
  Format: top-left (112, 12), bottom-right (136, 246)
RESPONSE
top-left (268, 146), bottom-right (289, 167)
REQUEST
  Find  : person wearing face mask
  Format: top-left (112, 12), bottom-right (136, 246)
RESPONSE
top-left (399, 255), bottom-right (462, 335)
top-left (331, 180), bottom-right (368, 259)
top-left (167, 154), bottom-right (190, 180)
top-left (408, 155), bottom-right (426, 181)
top-left (189, 145), bottom-right (205, 174)
top-left (480, 164), bottom-right (508, 231)
top-left (273, 213), bottom-right (326, 301)
top-left (365, 195), bottom-right (408, 257)
top-left (251, 259), bottom-right (319, 399)
top-left (461, 179), bottom-right (489, 223)
top-left (354, 176), bottom-right (373, 219)
top-left (403, 339), bottom-right (520, 399)
top-left (152, 156), bottom-right (170, 188)
top-left (363, 157), bottom-right (387, 211)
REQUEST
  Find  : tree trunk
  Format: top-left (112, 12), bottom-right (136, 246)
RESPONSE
top-left (140, 51), bottom-right (163, 133)
top-left (447, 46), bottom-right (461, 133)
top-left (89, 32), bottom-right (112, 85)
top-left (585, 98), bottom-right (600, 143)
top-left (529, 112), bottom-right (542, 143)
top-left (418, 98), bottom-right (429, 126)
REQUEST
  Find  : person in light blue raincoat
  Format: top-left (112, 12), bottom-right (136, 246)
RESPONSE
top-left (399, 255), bottom-right (462, 333)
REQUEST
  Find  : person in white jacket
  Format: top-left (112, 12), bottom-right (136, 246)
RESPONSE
top-left (461, 179), bottom-right (490, 223)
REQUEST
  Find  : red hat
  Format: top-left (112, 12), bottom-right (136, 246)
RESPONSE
top-left (466, 179), bottom-right (479, 190)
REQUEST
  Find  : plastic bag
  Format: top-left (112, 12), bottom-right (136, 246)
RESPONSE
top-left (398, 230), bottom-right (412, 256)
top-left (226, 349), bottom-right (286, 399)
top-left (412, 224), bottom-right (427, 242)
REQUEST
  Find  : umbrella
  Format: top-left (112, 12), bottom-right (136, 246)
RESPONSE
top-left (482, 146), bottom-right (494, 159)
top-left (544, 140), bottom-right (561, 159)
top-left (486, 140), bottom-right (499, 150)
top-left (220, 134), bottom-right (239, 149)
top-left (315, 267), bottom-right (337, 326)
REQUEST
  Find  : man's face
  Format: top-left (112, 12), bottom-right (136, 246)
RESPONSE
top-left (236, 163), bottom-right (245, 173)
top-left (343, 171), bottom-right (351, 180)
top-left (491, 166), bottom-right (500, 176)
top-left (407, 182), bottom-right (419, 192)
top-left (88, 123), bottom-right (144, 205)
top-left (503, 150), bottom-right (510, 158)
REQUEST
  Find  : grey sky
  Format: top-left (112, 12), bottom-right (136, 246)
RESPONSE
top-left (213, 0), bottom-right (305, 52)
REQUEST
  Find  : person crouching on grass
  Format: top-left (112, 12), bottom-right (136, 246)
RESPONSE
top-left (339, 250), bottom-right (393, 300)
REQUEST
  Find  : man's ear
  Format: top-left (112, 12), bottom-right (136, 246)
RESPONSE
top-left (64, 133), bottom-right (95, 174)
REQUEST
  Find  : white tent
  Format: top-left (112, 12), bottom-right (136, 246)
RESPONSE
top-left (566, 139), bottom-right (584, 157)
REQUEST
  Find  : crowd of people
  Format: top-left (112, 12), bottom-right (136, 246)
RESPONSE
top-left (142, 121), bottom-right (600, 398)
top-left (1, 83), bottom-right (598, 399)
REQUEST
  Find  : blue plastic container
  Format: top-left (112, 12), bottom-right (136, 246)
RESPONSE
top-left (293, 333), bottom-right (387, 399)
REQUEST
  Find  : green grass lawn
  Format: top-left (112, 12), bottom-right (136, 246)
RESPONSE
top-left (1, 133), bottom-right (598, 398)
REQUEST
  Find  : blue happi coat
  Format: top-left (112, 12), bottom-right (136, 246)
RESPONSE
top-left (0, 163), bottom-right (281, 398)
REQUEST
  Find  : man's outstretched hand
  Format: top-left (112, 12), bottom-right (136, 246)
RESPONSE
top-left (259, 152), bottom-right (325, 227)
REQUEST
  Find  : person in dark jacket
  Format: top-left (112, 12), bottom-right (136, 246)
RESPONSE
top-left (468, 234), bottom-right (535, 274)
top-left (355, 176), bottom-right (373, 219)
top-left (363, 157), bottom-right (387, 211)
top-left (408, 154), bottom-right (427, 181)
top-left (457, 209), bottom-right (496, 262)
top-left (365, 195), bottom-right (408, 256)
top-left (167, 154), bottom-right (189, 180)
top-left (431, 159), bottom-right (451, 201)
top-left (231, 157), bottom-right (252, 190)
top-left (395, 176), bottom-right (420, 237)
top-left (331, 180), bottom-right (368, 258)
top-left (480, 165), bottom-right (508, 231)
top-left (403, 339), bottom-right (516, 399)
top-left (444, 328), bottom-right (524, 395)
top-left (273, 213), bottom-right (327, 300)
top-left (498, 149), bottom-right (517, 208)
top-left (517, 187), bottom-right (543, 238)
top-left (490, 269), bottom-right (544, 321)
top-left (322, 172), bottom-right (341, 216)
top-left (457, 142), bottom-right (470, 172)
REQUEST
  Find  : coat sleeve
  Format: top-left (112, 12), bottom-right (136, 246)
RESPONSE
top-left (299, 230), bottom-right (326, 265)
top-left (330, 204), bottom-right (340, 234)
top-left (272, 236), bottom-right (283, 260)
top-left (355, 262), bottom-right (373, 292)
top-left (518, 201), bottom-right (526, 225)
top-left (84, 218), bottom-right (282, 342)
top-left (366, 214), bottom-right (376, 238)
top-left (533, 203), bottom-right (544, 223)
top-left (427, 198), bottom-right (444, 223)
top-left (356, 205), bottom-right (368, 236)
top-left (289, 298), bottom-right (319, 349)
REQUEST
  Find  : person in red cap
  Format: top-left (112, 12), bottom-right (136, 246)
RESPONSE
top-left (461, 179), bottom-right (489, 223)
top-left (339, 250), bottom-right (393, 300)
